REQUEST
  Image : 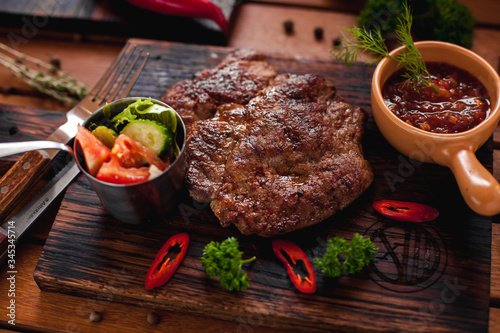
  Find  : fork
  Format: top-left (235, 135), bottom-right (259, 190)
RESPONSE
top-left (0, 42), bottom-right (149, 219)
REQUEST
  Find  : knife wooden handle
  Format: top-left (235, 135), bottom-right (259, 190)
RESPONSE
top-left (0, 150), bottom-right (51, 220)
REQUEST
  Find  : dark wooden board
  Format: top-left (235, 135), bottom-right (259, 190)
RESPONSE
top-left (0, 0), bottom-right (238, 45)
top-left (29, 42), bottom-right (491, 332)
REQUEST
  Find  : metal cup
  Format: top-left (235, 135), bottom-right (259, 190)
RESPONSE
top-left (74, 97), bottom-right (186, 223)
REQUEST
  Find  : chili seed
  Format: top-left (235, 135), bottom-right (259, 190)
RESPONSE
top-left (147, 312), bottom-right (161, 325)
top-left (314, 27), bottom-right (324, 40)
top-left (89, 311), bottom-right (102, 323)
top-left (283, 20), bottom-right (294, 34)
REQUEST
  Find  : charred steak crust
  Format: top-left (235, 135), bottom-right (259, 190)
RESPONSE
top-left (168, 51), bottom-right (373, 236)
top-left (161, 49), bottom-right (277, 134)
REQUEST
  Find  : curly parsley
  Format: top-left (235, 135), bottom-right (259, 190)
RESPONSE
top-left (313, 233), bottom-right (377, 278)
top-left (200, 237), bottom-right (256, 291)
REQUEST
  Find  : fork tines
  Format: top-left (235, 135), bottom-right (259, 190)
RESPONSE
top-left (91, 42), bottom-right (149, 106)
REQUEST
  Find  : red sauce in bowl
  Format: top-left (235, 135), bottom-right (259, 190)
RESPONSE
top-left (382, 62), bottom-right (491, 133)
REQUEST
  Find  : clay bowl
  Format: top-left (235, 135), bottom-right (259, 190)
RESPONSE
top-left (372, 41), bottom-right (500, 216)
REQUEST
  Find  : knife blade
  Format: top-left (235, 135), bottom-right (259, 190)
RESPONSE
top-left (0, 158), bottom-right (79, 265)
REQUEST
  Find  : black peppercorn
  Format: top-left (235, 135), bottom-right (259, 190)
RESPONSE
top-left (333, 37), bottom-right (342, 47)
top-left (89, 311), bottom-right (102, 323)
top-left (314, 27), bottom-right (324, 40)
top-left (50, 57), bottom-right (61, 71)
top-left (283, 20), bottom-right (294, 34)
top-left (8, 127), bottom-right (18, 135)
top-left (147, 312), bottom-right (161, 325)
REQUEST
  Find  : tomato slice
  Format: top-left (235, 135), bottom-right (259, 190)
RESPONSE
top-left (272, 239), bottom-right (316, 294)
top-left (75, 125), bottom-right (111, 176)
top-left (145, 233), bottom-right (190, 290)
top-left (112, 134), bottom-right (167, 172)
top-left (96, 154), bottom-right (151, 184)
top-left (372, 200), bottom-right (439, 222)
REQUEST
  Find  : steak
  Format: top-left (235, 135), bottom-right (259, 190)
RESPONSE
top-left (185, 72), bottom-right (373, 236)
top-left (161, 49), bottom-right (277, 134)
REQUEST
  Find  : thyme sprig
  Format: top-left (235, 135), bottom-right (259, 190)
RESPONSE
top-left (333, 1), bottom-right (438, 93)
top-left (0, 43), bottom-right (89, 105)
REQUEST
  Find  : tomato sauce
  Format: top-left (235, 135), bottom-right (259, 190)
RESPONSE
top-left (382, 62), bottom-right (491, 134)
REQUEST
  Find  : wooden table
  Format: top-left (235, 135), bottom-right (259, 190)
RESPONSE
top-left (0, 1), bottom-right (499, 332)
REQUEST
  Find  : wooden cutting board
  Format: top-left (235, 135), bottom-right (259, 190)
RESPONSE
top-left (31, 42), bottom-right (491, 332)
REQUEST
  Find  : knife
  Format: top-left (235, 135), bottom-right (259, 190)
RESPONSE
top-left (0, 42), bottom-right (148, 265)
top-left (0, 158), bottom-right (79, 265)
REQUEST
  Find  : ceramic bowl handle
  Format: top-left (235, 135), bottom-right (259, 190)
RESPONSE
top-left (448, 149), bottom-right (500, 216)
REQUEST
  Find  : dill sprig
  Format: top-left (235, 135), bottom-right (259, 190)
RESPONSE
top-left (333, 0), bottom-right (438, 93)
top-left (334, 27), bottom-right (389, 66)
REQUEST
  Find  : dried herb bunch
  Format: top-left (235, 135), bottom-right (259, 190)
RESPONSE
top-left (0, 43), bottom-right (88, 105)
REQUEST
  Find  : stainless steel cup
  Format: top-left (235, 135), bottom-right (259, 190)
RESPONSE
top-left (74, 97), bottom-right (186, 223)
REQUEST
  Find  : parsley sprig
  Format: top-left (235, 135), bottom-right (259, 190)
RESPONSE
top-left (333, 0), bottom-right (438, 93)
top-left (200, 237), bottom-right (256, 291)
top-left (313, 233), bottom-right (377, 278)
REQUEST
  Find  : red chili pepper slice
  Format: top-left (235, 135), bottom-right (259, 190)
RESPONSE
top-left (145, 233), bottom-right (190, 290)
top-left (125, 0), bottom-right (228, 33)
top-left (372, 200), bottom-right (439, 222)
top-left (272, 239), bottom-right (316, 294)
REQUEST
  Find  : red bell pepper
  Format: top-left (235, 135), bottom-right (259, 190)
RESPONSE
top-left (272, 239), bottom-right (316, 294)
top-left (372, 200), bottom-right (439, 222)
top-left (125, 0), bottom-right (228, 33)
top-left (145, 232), bottom-right (190, 290)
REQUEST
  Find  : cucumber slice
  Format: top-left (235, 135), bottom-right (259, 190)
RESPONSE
top-left (92, 126), bottom-right (117, 149)
top-left (121, 119), bottom-right (173, 157)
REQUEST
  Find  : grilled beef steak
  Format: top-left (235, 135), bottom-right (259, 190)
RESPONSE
top-left (184, 70), bottom-right (373, 236)
top-left (162, 50), bottom-right (372, 236)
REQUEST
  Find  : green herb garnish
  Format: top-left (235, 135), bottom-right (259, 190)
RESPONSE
top-left (313, 233), bottom-right (377, 278)
top-left (334, 0), bottom-right (438, 93)
top-left (200, 237), bottom-right (256, 291)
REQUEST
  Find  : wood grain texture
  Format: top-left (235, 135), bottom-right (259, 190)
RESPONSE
top-left (33, 42), bottom-right (492, 332)
top-left (248, 0), bottom-right (500, 27)
top-left (0, 103), bottom-right (67, 142)
top-left (490, 307), bottom-right (500, 333)
top-left (492, 223), bottom-right (500, 306)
